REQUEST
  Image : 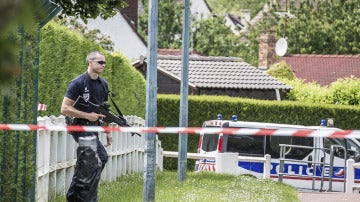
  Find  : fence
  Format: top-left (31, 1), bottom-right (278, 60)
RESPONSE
top-left (36, 115), bottom-right (163, 202)
top-left (346, 159), bottom-right (360, 193)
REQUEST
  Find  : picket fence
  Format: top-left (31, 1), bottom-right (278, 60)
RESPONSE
top-left (346, 159), bottom-right (360, 193)
top-left (36, 115), bottom-right (163, 202)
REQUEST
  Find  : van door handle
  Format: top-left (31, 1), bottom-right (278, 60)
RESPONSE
top-left (320, 157), bottom-right (324, 167)
top-left (308, 156), bottom-right (313, 167)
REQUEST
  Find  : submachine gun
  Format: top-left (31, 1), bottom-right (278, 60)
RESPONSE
top-left (74, 96), bottom-right (141, 137)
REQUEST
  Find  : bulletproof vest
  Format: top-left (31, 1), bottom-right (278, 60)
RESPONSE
top-left (83, 72), bottom-right (109, 105)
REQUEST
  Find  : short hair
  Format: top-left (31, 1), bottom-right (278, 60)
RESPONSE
top-left (86, 51), bottom-right (105, 63)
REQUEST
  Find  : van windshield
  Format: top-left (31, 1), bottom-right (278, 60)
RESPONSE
top-left (201, 133), bottom-right (219, 152)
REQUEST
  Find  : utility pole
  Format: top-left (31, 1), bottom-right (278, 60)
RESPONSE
top-left (143, 0), bottom-right (158, 201)
top-left (178, 0), bottom-right (190, 181)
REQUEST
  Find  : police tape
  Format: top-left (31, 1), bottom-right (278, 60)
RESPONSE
top-left (1, 123), bottom-right (360, 138)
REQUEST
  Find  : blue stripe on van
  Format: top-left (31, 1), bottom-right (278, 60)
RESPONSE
top-left (238, 161), bottom-right (360, 180)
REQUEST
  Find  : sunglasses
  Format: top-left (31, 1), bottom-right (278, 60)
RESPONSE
top-left (91, 60), bottom-right (106, 65)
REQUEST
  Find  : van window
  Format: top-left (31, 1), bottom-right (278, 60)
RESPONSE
top-left (201, 133), bottom-right (219, 152)
top-left (269, 136), bottom-right (292, 153)
top-left (226, 135), bottom-right (265, 156)
top-left (324, 138), bottom-right (360, 161)
top-left (267, 136), bottom-right (314, 159)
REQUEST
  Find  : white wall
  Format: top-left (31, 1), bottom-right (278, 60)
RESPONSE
top-left (191, 0), bottom-right (212, 19)
top-left (85, 12), bottom-right (147, 62)
top-left (83, 0), bottom-right (212, 61)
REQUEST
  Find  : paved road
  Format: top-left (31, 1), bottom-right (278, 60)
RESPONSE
top-left (298, 192), bottom-right (359, 202)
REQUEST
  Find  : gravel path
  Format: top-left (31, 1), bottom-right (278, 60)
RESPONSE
top-left (298, 192), bottom-right (359, 202)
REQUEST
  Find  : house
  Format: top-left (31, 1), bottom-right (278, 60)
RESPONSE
top-left (132, 51), bottom-right (291, 101)
top-left (278, 55), bottom-right (360, 86)
top-left (190, 0), bottom-right (212, 20)
top-left (83, 0), bottom-right (147, 61)
top-left (258, 32), bottom-right (360, 86)
top-left (82, 0), bottom-right (213, 61)
top-left (239, 3), bottom-right (270, 35)
top-left (224, 14), bottom-right (246, 36)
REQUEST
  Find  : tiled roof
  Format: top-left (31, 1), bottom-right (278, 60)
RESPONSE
top-left (157, 49), bottom-right (202, 56)
top-left (156, 55), bottom-right (291, 90)
top-left (278, 54), bottom-right (360, 86)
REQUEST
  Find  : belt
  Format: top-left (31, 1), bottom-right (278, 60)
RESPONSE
top-left (74, 118), bottom-right (100, 126)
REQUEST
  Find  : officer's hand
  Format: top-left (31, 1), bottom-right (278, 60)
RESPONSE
top-left (88, 112), bottom-right (106, 122)
top-left (104, 133), bottom-right (112, 147)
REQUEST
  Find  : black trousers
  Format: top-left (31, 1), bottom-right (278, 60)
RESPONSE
top-left (71, 132), bottom-right (108, 168)
top-left (67, 132), bottom-right (108, 202)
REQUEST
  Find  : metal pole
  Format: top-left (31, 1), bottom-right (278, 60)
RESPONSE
top-left (178, 0), bottom-right (190, 182)
top-left (143, 0), bottom-right (158, 201)
top-left (329, 146), bottom-right (335, 191)
top-left (29, 25), bottom-right (41, 202)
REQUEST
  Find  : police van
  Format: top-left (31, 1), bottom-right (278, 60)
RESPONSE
top-left (195, 115), bottom-right (360, 192)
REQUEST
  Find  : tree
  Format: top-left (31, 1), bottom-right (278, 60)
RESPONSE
top-left (139, 0), bottom-right (183, 49)
top-left (56, 18), bottom-right (115, 52)
top-left (138, 1), bottom-right (242, 57)
top-left (56, 0), bottom-right (128, 23)
top-left (254, 0), bottom-right (360, 55)
top-left (277, 0), bottom-right (360, 54)
top-left (266, 61), bottom-right (296, 81)
top-left (0, 0), bottom-right (41, 85)
top-left (235, 0), bottom-right (360, 66)
top-left (206, 0), bottom-right (268, 18)
top-left (192, 17), bottom-right (242, 57)
top-left (0, 0), bottom-right (128, 86)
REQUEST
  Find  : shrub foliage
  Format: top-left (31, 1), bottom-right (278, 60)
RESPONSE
top-left (0, 21), bottom-right (146, 200)
top-left (39, 22), bottom-right (146, 117)
top-left (268, 61), bottom-right (360, 106)
top-left (157, 94), bottom-right (360, 170)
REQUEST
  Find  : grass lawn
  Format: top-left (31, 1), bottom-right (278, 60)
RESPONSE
top-left (56, 171), bottom-right (300, 202)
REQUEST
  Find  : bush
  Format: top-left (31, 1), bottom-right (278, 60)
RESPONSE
top-left (268, 61), bottom-right (360, 106)
top-left (157, 94), bottom-right (360, 170)
top-left (327, 76), bottom-right (360, 105)
top-left (282, 78), bottom-right (330, 103)
top-left (267, 61), bottom-right (296, 80)
top-left (39, 22), bottom-right (146, 117)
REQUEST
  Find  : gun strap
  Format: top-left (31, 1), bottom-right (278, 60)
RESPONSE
top-left (94, 75), bottom-right (125, 119)
top-left (109, 95), bottom-right (124, 117)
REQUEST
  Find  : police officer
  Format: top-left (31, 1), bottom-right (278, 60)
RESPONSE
top-left (61, 51), bottom-right (112, 201)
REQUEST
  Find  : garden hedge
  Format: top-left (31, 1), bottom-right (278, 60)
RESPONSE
top-left (157, 94), bottom-right (360, 170)
top-left (39, 22), bottom-right (146, 117)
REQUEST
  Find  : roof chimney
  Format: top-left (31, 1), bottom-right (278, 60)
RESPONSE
top-left (258, 31), bottom-right (276, 70)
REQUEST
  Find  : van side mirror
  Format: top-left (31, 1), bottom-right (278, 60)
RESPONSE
top-left (335, 147), bottom-right (344, 158)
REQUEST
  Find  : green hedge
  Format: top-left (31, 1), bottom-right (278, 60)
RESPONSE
top-left (0, 29), bottom-right (38, 201)
top-left (157, 94), bottom-right (360, 170)
top-left (0, 21), bottom-right (146, 200)
top-left (39, 22), bottom-right (146, 117)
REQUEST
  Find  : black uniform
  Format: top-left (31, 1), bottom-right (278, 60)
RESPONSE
top-left (65, 72), bottom-right (109, 202)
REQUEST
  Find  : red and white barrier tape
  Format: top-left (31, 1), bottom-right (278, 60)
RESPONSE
top-left (37, 103), bottom-right (47, 111)
top-left (1, 124), bottom-right (360, 138)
